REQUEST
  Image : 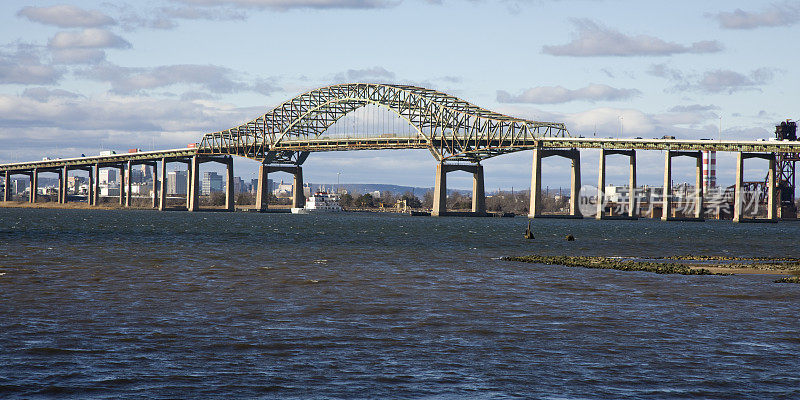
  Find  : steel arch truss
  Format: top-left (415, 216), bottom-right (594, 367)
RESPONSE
top-left (198, 83), bottom-right (570, 162)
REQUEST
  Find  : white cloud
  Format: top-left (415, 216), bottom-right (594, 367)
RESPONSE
top-left (542, 19), bottom-right (723, 57)
top-left (51, 48), bottom-right (107, 65)
top-left (649, 64), bottom-right (776, 94)
top-left (17, 5), bottom-right (115, 28)
top-left (76, 63), bottom-right (281, 96)
top-left (711, 2), bottom-right (800, 29)
top-left (334, 66), bottom-right (396, 82)
top-left (0, 45), bottom-right (63, 85)
top-left (497, 84), bottom-right (640, 104)
top-left (172, 0), bottom-right (400, 9)
top-left (48, 28), bottom-right (131, 49)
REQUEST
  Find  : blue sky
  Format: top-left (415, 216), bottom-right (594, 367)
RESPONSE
top-left (1, 0), bottom-right (798, 190)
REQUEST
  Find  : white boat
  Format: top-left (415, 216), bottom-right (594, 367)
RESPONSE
top-left (291, 192), bottom-right (343, 214)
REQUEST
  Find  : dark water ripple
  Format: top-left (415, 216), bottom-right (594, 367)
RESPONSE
top-left (1, 208), bottom-right (799, 399)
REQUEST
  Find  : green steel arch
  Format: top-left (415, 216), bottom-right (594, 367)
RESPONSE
top-left (198, 83), bottom-right (570, 163)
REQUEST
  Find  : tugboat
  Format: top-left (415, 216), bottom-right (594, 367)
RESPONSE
top-left (291, 192), bottom-right (343, 214)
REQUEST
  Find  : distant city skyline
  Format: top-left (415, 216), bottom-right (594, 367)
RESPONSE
top-left (1, 1), bottom-right (798, 190)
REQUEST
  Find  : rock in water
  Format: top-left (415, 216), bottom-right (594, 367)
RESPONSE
top-left (524, 220), bottom-right (534, 239)
top-left (566, 234), bottom-right (575, 241)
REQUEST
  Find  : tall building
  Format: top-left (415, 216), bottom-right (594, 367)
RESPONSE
top-left (167, 171), bottom-right (187, 195)
top-left (201, 171), bottom-right (223, 195)
top-left (232, 176), bottom-right (246, 194)
top-left (99, 169), bottom-right (117, 184)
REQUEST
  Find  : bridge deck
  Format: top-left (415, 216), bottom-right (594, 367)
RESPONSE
top-left (0, 148), bottom-right (197, 172)
top-left (2, 137), bottom-right (800, 171)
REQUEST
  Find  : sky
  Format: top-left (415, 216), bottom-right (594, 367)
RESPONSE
top-left (1, 0), bottom-right (799, 191)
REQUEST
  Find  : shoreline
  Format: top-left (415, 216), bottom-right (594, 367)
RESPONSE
top-left (505, 255), bottom-right (800, 277)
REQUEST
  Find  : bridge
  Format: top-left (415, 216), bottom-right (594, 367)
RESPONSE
top-left (1, 83), bottom-right (799, 222)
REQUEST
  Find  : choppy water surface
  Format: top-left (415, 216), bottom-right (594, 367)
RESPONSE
top-left (1, 208), bottom-right (799, 399)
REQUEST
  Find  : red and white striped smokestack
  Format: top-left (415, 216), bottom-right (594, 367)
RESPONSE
top-left (702, 150), bottom-right (716, 189)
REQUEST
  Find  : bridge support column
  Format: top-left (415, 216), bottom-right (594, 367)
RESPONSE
top-left (92, 165), bottom-right (99, 206)
top-left (733, 152), bottom-right (744, 223)
top-left (3, 171), bottom-right (8, 202)
top-left (471, 164), bottom-right (485, 214)
top-left (530, 148), bottom-right (582, 219)
top-left (292, 167), bottom-right (304, 209)
top-left (597, 149), bottom-right (637, 220)
top-left (31, 169), bottom-right (37, 203)
top-left (596, 149), bottom-right (606, 219)
top-left (432, 163), bottom-right (447, 217)
top-left (188, 155), bottom-right (199, 212)
top-left (695, 156), bottom-right (704, 219)
top-left (256, 164), bottom-right (269, 211)
top-left (118, 165), bottom-right (125, 206)
top-left (734, 152), bottom-right (776, 223)
top-left (528, 149), bottom-right (542, 218)
top-left (768, 155), bottom-right (777, 221)
top-left (432, 162), bottom-right (485, 217)
top-left (570, 152), bottom-right (582, 217)
top-left (662, 151), bottom-right (672, 221)
top-left (662, 150), bottom-right (703, 221)
top-left (152, 162), bottom-right (158, 209)
top-left (62, 165), bottom-right (69, 204)
top-left (87, 166), bottom-right (94, 205)
top-left (159, 158), bottom-right (166, 211)
top-left (125, 161), bottom-right (132, 207)
top-left (629, 152), bottom-right (637, 218)
top-left (225, 156), bottom-right (234, 211)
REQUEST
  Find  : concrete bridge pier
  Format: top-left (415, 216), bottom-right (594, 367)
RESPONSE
top-left (662, 150), bottom-right (704, 221)
top-left (92, 164), bottom-right (100, 206)
top-left (152, 161), bottom-right (158, 209)
top-left (31, 168), bottom-right (37, 203)
top-left (159, 158), bottom-right (167, 211)
top-left (188, 155), bottom-right (200, 212)
top-left (61, 165), bottom-right (70, 204)
top-left (125, 161), bottom-right (132, 207)
top-left (185, 155), bottom-right (235, 212)
top-left (224, 156), bottom-right (234, 211)
top-left (2, 171), bottom-right (8, 202)
top-left (596, 149), bottom-right (637, 220)
top-left (529, 148), bottom-right (581, 218)
top-left (118, 164), bottom-right (125, 206)
top-left (257, 164), bottom-right (304, 210)
top-left (733, 152), bottom-right (777, 223)
top-left (431, 162), bottom-right (487, 217)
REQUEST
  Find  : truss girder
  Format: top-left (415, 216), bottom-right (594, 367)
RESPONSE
top-left (198, 83), bottom-right (569, 162)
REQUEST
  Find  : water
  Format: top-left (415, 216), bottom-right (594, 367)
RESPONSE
top-left (1, 208), bottom-right (799, 399)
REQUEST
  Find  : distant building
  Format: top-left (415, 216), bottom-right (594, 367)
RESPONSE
top-left (99, 169), bottom-right (116, 184)
top-left (201, 171), bottom-right (223, 195)
top-left (167, 171), bottom-right (187, 195)
top-left (232, 176), bottom-right (246, 194)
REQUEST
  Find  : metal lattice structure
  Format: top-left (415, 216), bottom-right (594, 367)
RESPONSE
top-left (198, 83), bottom-right (569, 163)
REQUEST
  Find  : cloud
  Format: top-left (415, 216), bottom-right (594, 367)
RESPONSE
top-left (648, 64), bottom-right (775, 94)
top-left (334, 66), bottom-right (396, 82)
top-left (51, 49), bottom-right (107, 64)
top-left (497, 84), bottom-right (640, 104)
top-left (106, 4), bottom-right (247, 31)
top-left (711, 2), bottom-right (800, 29)
top-left (0, 45), bottom-right (63, 85)
top-left (542, 19), bottom-right (723, 57)
top-left (48, 28), bottom-right (131, 49)
top-left (172, 0), bottom-right (400, 10)
top-left (668, 104), bottom-right (720, 113)
top-left (17, 5), bottom-right (115, 28)
top-left (22, 87), bottom-right (83, 102)
top-left (76, 63), bottom-right (281, 96)
top-left (697, 68), bottom-right (775, 94)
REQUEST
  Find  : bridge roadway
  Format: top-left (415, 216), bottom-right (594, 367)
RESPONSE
top-left (0, 136), bottom-right (797, 222)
